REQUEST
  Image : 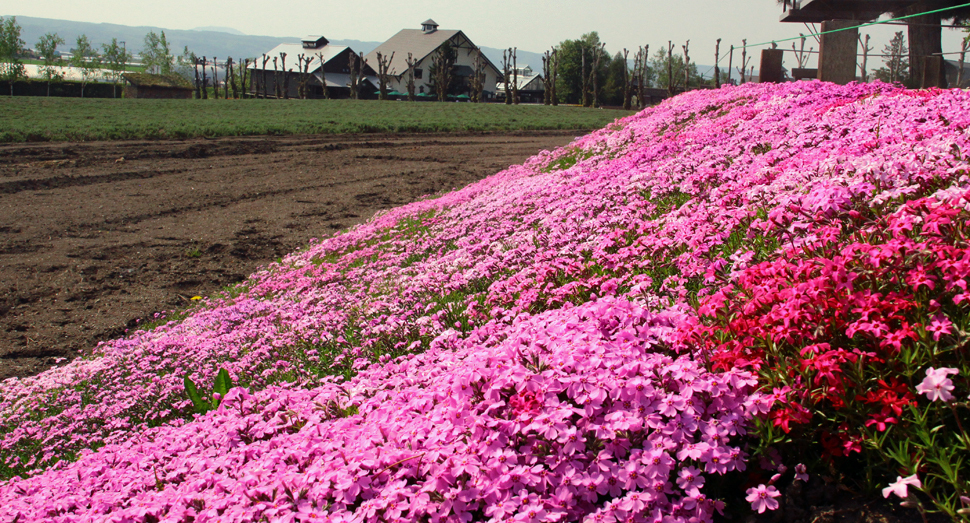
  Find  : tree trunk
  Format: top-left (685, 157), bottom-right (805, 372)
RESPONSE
top-left (908, 10), bottom-right (945, 87)
top-left (512, 48), bottom-right (518, 105)
top-left (212, 58), bottom-right (219, 100)
top-left (714, 39), bottom-right (721, 88)
top-left (552, 50), bottom-right (559, 106)
top-left (581, 48), bottom-right (589, 107)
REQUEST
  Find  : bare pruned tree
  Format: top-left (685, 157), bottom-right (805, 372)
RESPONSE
top-left (375, 51), bottom-right (395, 100)
top-left (431, 43), bottom-right (455, 101)
top-left (222, 56), bottom-right (237, 100)
top-left (737, 40), bottom-right (751, 85)
top-left (348, 51), bottom-right (359, 99)
top-left (542, 50), bottom-right (552, 105)
top-left (405, 52), bottom-right (416, 101)
top-left (193, 57), bottom-right (202, 98)
top-left (212, 57), bottom-right (219, 99)
top-left (298, 53), bottom-right (313, 99)
top-left (280, 53), bottom-right (289, 99)
top-left (622, 48), bottom-right (632, 110)
top-left (241, 58), bottom-right (249, 99)
top-left (551, 48), bottom-right (559, 106)
top-left (590, 42), bottom-right (605, 108)
top-left (858, 34), bottom-right (873, 82)
top-left (666, 41), bottom-right (676, 97)
top-left (632, 47), bottom-right (644, 108)
top-left (200, 56), bottom-right (209, 99)
top-left (793, 34), bottom-right (813, 69)
top-left (959, 35), bottom-right (970, 87)
top-left (296, 53), bottom-right (305, 99)
top-left (261, 54), bottom-right (269, 98)
top-left (272, 56), bottom-right (281, 98)
top-left (512, 47), bottom-right (519, 105)
top-left (502, 48), bottom-right (512, 105)
top-left (682, 41), bottom-right (690, 92)
top-left (316, 52), bottom-right (328, 99)
top-left (470, 48), bottom-right (486, 103)
top-left (714, 39), bottom-right (722, 88)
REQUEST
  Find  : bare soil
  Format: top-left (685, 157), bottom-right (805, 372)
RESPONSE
top-left (0, 131), bottom-right (579, 381)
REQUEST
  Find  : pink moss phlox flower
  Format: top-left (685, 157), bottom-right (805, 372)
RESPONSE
top-left (745, 484), bottom-right (781, 513)
top-left (4, 81), bottom-right (970, 523)
top-left (916, 367), bottom-right (959, 402)
top-left (794, 463), bottom-right (809, 482)
top-left (882, 474), bottom-right (921, 499)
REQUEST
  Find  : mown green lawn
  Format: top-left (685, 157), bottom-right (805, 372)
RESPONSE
top-left (0, 97), bottom-right (635, 142)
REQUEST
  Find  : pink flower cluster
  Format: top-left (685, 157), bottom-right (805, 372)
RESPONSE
top-left (0, 299), bottom-right (760, 522)
top-left (1, 80), bottom-right (970, 521)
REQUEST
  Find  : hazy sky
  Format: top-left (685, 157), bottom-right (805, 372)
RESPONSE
top-left (4, 0), bottom-right (969, 65)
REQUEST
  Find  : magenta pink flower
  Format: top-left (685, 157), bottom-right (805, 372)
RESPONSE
top-left (745, 484), bottom-right (781, 513)
top-left (794, 463), bottom-right (809, 483)
top-left (926, 314), bottom-right (953, 341)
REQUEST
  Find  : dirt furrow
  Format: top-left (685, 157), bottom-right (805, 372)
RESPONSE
top-left (0, 131), bottom-right (578, 380)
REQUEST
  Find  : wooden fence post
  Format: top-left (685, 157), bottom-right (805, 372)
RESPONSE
top-left (817, 20), bottom-right (857, 85)
top-left (759, 49), bottom-right (784, 83)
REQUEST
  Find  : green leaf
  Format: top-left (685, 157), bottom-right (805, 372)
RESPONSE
top-left (183, 375), bottom-right (209, 414)
top-left (214, 368), bottom-right (231, 396)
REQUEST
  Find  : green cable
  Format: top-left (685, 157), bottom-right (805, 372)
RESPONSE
top-left (738, 1), bottom-right (970, 49)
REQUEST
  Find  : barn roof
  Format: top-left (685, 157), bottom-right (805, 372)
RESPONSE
top-left (364, 28), bottom-right (461, 74)
top-left (364, 27), bottom-right (501, 79)
top-left (249, 43), bottom-right (349, 73)
top-left (122, 73), bottom-right (193, 89)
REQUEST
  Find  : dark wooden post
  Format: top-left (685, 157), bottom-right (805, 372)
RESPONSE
top-left (817, 20), bottom-right (857, 85)
top-left (759, 49), bottom-right (784, 83)
top-left (921, 55), bottom-right (944, 88)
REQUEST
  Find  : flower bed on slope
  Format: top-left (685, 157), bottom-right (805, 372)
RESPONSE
top-left (1, 81), bottom-right (969, 522)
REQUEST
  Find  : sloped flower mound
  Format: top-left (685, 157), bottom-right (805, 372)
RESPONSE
top-left (1, 81), bottom-right (969, 522)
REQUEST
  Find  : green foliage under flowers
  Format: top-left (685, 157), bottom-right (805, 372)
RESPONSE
top-left (184, 368), bottom-right (233, 414)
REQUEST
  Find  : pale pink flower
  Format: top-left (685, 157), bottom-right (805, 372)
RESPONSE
top-left (882, 474), bottom-right (921, 499)
top-left (916, 367), bottom-right (959, 402)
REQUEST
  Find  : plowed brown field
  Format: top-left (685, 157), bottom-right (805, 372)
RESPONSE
top-left (0, 131), bottom-right (578, 380)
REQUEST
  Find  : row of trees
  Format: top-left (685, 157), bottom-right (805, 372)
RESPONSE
top-left (0, 16), bottom-right (195, 97)
top-left (540, 32), bottom-right (713, 108)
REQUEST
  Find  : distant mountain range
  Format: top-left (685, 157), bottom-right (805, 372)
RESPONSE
top-left (8, 16), bottom-right (547, 71)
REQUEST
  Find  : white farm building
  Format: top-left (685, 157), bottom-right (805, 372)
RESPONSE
top-left (363, 20), bottom-right (502, 100)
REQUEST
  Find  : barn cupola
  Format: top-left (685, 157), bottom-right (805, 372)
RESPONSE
top-left (421, 19), bottom-right (439, 33)
top-left (302, 35), bottom-right (329, 49)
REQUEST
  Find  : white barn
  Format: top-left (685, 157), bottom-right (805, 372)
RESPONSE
top-left (249, 36), bottom-right (378, 98)
top-left (364, 20), bottom-right (502, 100)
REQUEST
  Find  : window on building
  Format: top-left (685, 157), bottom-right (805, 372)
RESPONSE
top-left (415, 69), bottom-right (423, 80)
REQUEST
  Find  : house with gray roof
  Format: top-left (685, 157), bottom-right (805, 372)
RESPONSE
top-left (496, 65), bottom-right (545, 103)
top-left (248, 35), bottom-right (378, 99)
top-left (363, 20), bottom-right (502, 100)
